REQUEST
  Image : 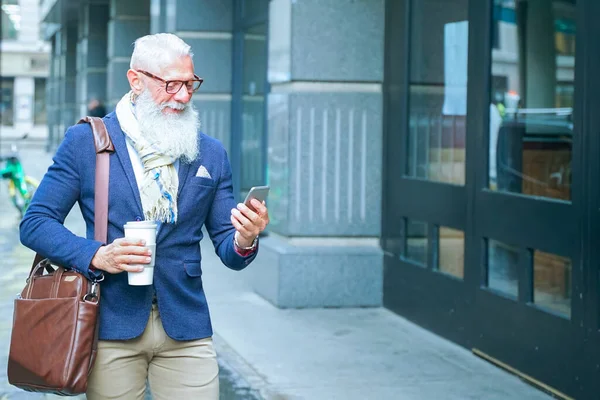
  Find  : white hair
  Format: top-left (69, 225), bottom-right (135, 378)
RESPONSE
top-left (130, 33), bottom-right (194, 73)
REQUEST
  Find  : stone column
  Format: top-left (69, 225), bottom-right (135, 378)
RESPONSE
top-left (151, 0), bottom-right (233, 153)
top-left (254, 0), bottom-right (385, 308)
top-left (106, 0), bottom-right (150, 110)
top-left (77, 1), bottom-right (110, 118)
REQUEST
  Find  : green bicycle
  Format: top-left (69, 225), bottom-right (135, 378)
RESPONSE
top-left (1, 134), bottom-right (39, 217)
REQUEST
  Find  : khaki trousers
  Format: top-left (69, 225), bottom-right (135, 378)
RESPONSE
top-left (86, 303), bottom-right (219, 400)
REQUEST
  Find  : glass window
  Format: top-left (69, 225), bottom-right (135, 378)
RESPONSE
top-left (34, 78), bottom-right (47, 125)
top-left (1, 0), bottom-right (20, 40)
top-left (407, 0), bottom-right (468, 185)
top-left (437, 227), bottom-right (464, 279)
top-left (404, 219), bottom-right (428, 266)
top-left (489, 0), bottom-right (576, 201)
top-left (533, 250), bottom-right (571, 318)
top-left (241, 22), bottom-right (268, 196)
top-left (1, 78), bottom-right (14, 126)
top-left (487, 239), bottom-right (519, 299)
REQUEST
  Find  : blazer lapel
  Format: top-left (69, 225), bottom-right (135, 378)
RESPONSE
top-left (173, 133), bottom-right (201, 215)
top-left (156, 160), bottom-right (192, 242)
top-left (177, 161), bottom-right (192, 196)
top-left (105, 113), bottom-right (144, 217)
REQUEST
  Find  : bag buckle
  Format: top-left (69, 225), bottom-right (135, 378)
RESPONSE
top-left (92, 272), bottom-right (105, 283)
top-left (83, 281), bottom-right (100, 304)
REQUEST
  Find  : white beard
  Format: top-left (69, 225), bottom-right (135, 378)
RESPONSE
top-left (135, 90), bottom-right (200, 163)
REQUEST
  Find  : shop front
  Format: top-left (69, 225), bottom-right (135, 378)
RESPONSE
top-left (382, 0), bottom-right (599, 398)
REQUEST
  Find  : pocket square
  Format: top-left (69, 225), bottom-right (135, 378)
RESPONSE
top-left (196, 165), bottom-right (212, 179)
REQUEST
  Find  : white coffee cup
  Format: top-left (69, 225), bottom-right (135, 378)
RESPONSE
top-left (123, 221), bottom-right (157, 286)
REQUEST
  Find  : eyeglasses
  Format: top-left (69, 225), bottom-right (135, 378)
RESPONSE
top-left (136, 70), bottom-right (204, 94)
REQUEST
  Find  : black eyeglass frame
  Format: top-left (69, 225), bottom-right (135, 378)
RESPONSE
top-left (136, 69), bottom-right (204, 94)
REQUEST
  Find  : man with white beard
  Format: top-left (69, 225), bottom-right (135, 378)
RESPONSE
top-left (20, 33), bottom-right (269, 400)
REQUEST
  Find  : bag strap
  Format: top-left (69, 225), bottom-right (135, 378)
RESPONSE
top-left (78, 116), bottom-right (115, 243)
top-left (30, 117), bottom-right (114, 274)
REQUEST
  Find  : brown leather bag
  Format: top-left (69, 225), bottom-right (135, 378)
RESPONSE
top-left (7, 116), bottom-right (114, 395)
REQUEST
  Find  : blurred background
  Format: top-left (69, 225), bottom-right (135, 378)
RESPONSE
top-left (1, 0), bottom-right (599, 399)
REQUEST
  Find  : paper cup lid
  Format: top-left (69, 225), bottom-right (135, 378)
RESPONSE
top-left (124, 221), bottom-right (157, 229)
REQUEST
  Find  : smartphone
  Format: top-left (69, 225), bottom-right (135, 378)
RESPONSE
top-left (244, 186), bottom-right (270, 210)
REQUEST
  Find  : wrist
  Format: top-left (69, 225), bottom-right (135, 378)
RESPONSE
top-left (234, 232), bottom-right (258, 250)
top-left (91, 246), bottom-right (105, 270)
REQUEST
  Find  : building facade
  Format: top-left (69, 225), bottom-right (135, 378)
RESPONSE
top-left (1, 0), bottom-right (50, 142)
top-left (40, 0), bottom-right (599, 398)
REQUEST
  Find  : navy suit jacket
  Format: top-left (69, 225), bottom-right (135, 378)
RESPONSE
top-left (20, 112), bottom-right (257, 341)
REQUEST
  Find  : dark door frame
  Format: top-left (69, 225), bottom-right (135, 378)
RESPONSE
top-left (382, 0), bottom-right (599, 398)
top-left (382, 0), bottom-right (473, 349)
top-left (577, 0), bottom-right (600, 395)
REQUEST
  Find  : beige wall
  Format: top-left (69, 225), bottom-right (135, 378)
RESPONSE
top-left (1, 52), bottom-right (49, 77)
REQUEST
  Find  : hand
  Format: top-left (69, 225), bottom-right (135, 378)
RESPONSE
top-left (91, 238), bottom-right (152, 274)
top-left (230, 199), bottom-right (270, 248)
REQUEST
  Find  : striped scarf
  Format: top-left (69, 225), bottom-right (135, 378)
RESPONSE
top-left (115, 91), bottom-right (179, 223)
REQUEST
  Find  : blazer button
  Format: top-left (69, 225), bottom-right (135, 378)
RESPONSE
top-left (136, 216), bottom-right (142, 221)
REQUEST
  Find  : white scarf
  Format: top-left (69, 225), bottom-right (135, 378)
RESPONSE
top-left (115, 92), bottom-right (179, 223)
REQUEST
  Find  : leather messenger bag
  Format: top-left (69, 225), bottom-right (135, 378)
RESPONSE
top-left (7, 116), bottom-right (113, 395)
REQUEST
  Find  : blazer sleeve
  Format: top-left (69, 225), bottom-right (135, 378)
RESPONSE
top-left (204, 145), bottom-right (258, 271)
top-left (20, 127), bottom-right (104, 280)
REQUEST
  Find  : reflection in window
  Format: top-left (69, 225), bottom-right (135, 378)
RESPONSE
top-left (487, 239), bottom-right (519, 299)
top-left (407, 0), bottom-right (468, 185)
top-left (34, 78), bottom-right (47, 125)
top-left (533, 250), bottom-right (571, 318)
top-left (1, 0), bottom-right (20, 40)
top-left (405, 219), bottom-right (427, 267)
top-left (489, 0), bottom-right (575, 201)
top-left (1, 78), bottom-right (14, 126)
top-left (438, 227), bottom-right (464, 279)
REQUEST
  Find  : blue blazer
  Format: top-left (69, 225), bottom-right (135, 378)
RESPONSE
top-left (20, 112), bottom-right (257, 341)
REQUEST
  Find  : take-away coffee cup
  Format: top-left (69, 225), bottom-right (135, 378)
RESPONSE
top-left (123, 221), bottom-right (157, 286)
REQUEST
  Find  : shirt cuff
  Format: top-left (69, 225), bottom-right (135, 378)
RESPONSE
top-left (234, 246), bottom-right (256, 257)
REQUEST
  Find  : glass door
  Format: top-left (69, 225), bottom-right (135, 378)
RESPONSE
top-left (232, 0), bottom-right (269, 201)
top-left (383, 0), bottom-right (474, 347)
top-left (470, 0), bottom-right (590, 397)
top-left (240, 22), bottom-right (268, 198)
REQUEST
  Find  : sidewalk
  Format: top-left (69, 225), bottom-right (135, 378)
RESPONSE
top-left (202, 243), bottom-right (552, 400)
